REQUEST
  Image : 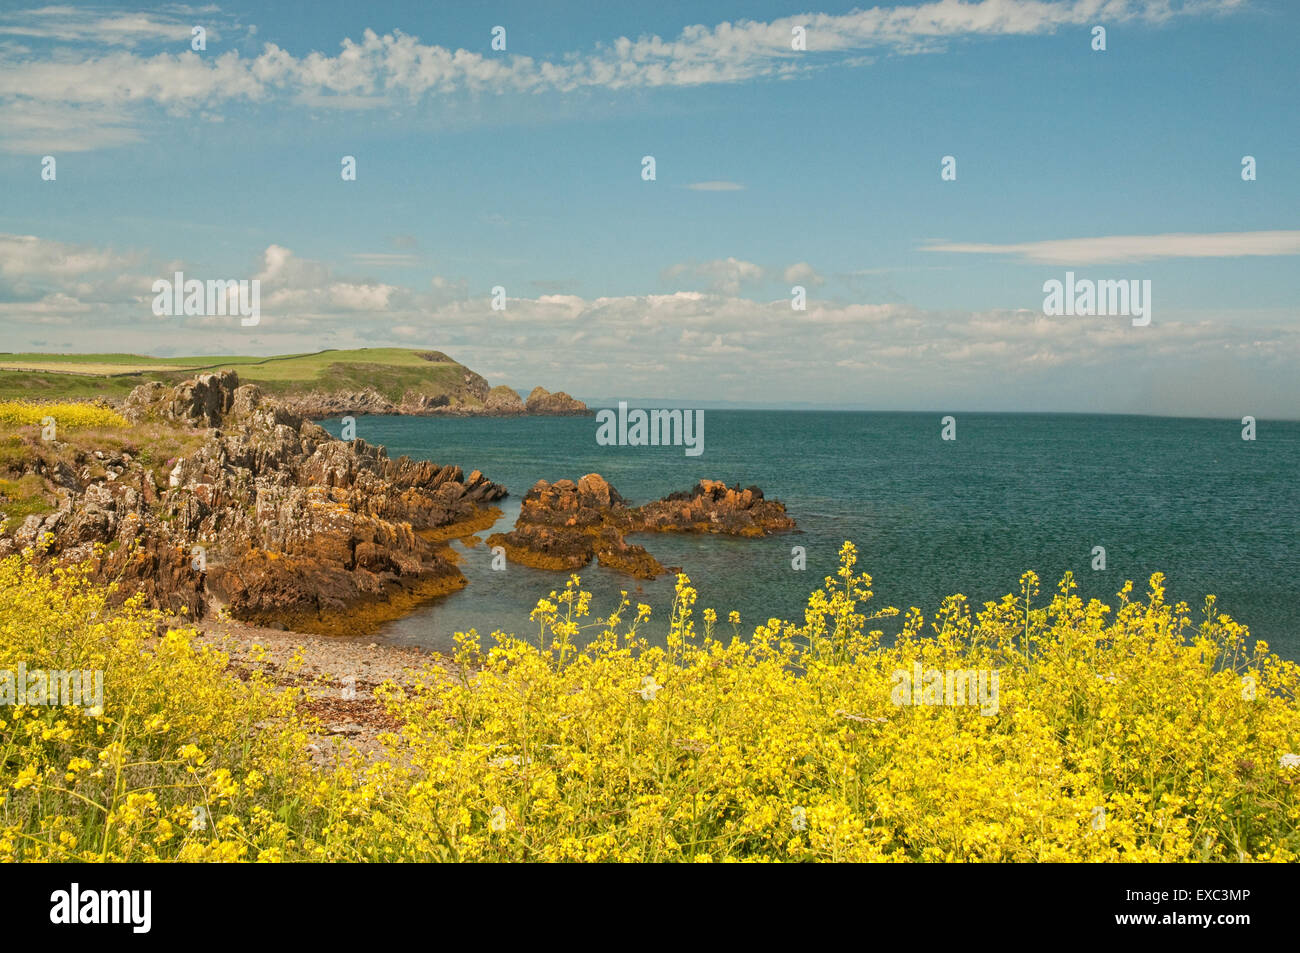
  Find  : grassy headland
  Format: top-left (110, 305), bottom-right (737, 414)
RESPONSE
top-left (0, 348), bottom-right (480, 404)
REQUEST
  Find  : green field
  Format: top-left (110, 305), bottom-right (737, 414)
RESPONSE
top-left (0, 349), bottom-right (485, 405)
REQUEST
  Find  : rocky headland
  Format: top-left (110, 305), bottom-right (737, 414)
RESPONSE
top-left (487, 474), bottom-right (795, 579)
top-left (0, 371), bottom-right (506, 635)
top-left (0, 348), bottom-right (594, 418)
top-left (281, 381), bottom-right (590, 418)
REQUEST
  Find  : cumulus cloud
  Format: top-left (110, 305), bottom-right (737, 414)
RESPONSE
top-left (430, 275), bottom-right (468, 300)
top-left (664, 258), bottom-right (827, 294)
top-left (0, 233), bottom-right (140, 278)
top-left (663, 257), bottom-right (766, 295)
top-left (0, 292), bottom-right (90, 323)
top-left (782, 262), bottom-right (825, 286)
top-left (253, 245), bottom-right (404, 321)
top-left (0, 234), bottom-right (152, 324)
top-left (2, 229), bottom-right (1295, 415)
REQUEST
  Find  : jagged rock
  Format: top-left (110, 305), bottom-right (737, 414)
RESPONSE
top-left (628, 479), bottom-right (795, 538)
top-left (484, 386), bottom-right (525, 414)
top-left (487, 476), bottom-right (656, 575)
top-left (281, 388), bottom-right (399, 418)
top-left (525, 387), bottom-right (589, 416)
top-left (51, 460), bottom-right (78, 491)
top-left (487, 474), bottom-right (794, 579)
top-left (275, 364), bottom-right (493, 418)
top-left (280, 380), bottom-right (587, 418)
top-left (2, 370), bottom-right (508, 635)
top-left (124, 371), bottom-right (240, 426)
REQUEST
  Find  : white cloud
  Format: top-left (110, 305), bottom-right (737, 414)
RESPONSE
top-left (686, 181), bottom-right (745, 191)
top-left (253, 245), bottom-right (402, 318)
top-left (350, 252), bottom-right (421, 267)
top-left (0, 292), bottom-right (89, 322)
top-left (0, 233), bottom-right (140, 278)
top-left (664, 258), bottom-right (827, 293)
top-left (782, 262), bottom-right (825, 286)
top-left (664, 257), bottom-right (766, 295)
top-left (0, 100), bottom-right (141, 152)
top-left (430, 275), bottom-right (468, 299)
top-left (2, 228), bottom-right (1295, 416)
top-left (0, 6), bottom-right (221, 47)
top-left (0, 2), bottom-right (1248, 150)
top-left (922, 231), bottom-right (1300, 264)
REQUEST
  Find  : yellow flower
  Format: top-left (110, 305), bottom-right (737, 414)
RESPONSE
top-left (12, 766), bottom-right (39, 791)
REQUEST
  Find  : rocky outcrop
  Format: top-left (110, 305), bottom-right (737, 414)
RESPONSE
top-left (3, 373), bottom-right (507, 635)
top-left (487, 474), bottom-right (667, 578)
top-left (623, 479), bottom-right (795, 538)
top-left (484, 386), bottom-right (526, 414)
top-left (487, 474), bottom-right (794, 579)
top-left (123, 371), bottom-right (240, 427)
top-left (279, 383), bottom-right (588, 418)
top-left (281, 388), bottom-right (401, 418)
top-left (280, 387), bottom-right (467, 418)
top-left (525, 387), bottom-right (588, 416)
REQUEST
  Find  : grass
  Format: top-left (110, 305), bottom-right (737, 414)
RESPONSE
top-left (0, 417), bottom-right (208, 531)
top-left (0, 371), bottom-right (143, 402)
top-left (0, 363), bottom-right (183, 375)
top-left (0, 353), bottom-right (206, 370)
top-left (0, 474), bottom-right (54, 533)
top-left (0, 349), bottom-right (481, 405)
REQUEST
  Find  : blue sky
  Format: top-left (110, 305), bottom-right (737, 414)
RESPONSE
top-left (1, 0), bottom-right (1297, 415)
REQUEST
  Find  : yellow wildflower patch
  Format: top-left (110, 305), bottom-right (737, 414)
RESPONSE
top-left (0, 401), bottom-right (127, 431)
top-left (1, 542), bottom-right (1297, 862)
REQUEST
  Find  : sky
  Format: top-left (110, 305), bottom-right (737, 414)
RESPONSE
top-left (1, 0), bottom-right (1297, 416)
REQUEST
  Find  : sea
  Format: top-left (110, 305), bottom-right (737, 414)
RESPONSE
top-left (316, 412), bottom-right (1300, 661)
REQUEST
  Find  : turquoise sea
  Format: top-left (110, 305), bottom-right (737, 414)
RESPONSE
top-left (318, 412), bottom-right (1300, 661)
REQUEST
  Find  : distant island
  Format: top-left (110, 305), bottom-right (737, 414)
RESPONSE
top-left (0, 348), bottom-right (590, 417)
